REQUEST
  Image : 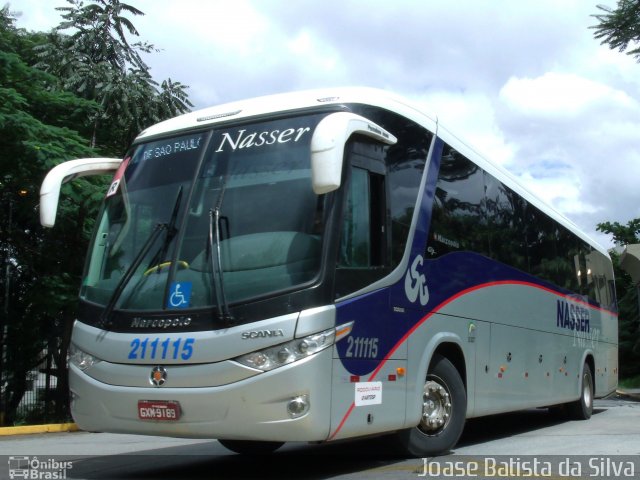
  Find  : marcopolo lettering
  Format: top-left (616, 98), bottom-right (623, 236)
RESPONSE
top-left (556, 299), bottom-right (590, 333)
top-left (130, 316), bottom-right (192, 329)
top-left (215, 126), bottom-right (311, 152)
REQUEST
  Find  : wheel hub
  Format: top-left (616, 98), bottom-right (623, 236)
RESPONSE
top-left (419, 378), bottom-right (452, 434)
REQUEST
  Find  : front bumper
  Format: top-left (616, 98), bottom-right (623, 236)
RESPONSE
top-left (70, 347), bottom-right (333, 441)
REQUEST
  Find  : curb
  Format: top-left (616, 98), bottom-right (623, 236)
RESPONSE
top-left (616, 389), bottom-right (640, 402)
top-left (0, 423), bottom-right (79, 436)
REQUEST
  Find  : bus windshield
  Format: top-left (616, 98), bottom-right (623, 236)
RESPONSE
top-left (80, 114), bottom-right (325, 312)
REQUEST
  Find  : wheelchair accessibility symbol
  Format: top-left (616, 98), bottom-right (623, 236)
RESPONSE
top-left (168, 282), bottom-right (192, 309)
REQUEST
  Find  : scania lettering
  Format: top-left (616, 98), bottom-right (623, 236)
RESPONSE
top-left (241, 330), bottom-right (285, 339)
top-left (41, 88), bottom-right (617, 456)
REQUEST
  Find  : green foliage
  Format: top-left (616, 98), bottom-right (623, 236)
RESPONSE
top-left (0, 4), bottom-right (108, 425)
top-left (592, 0), bottom-right (640, 62)
top-left (597, 219), bottom-right (640, 379)
top-left (0, 1), bottom-right (193, 425)
top-left (56, 0), bottom-right (149, 71)
top-left (618, 374), bottom-right (640, 389)
top-left (597, 219), bottom-right (640, 246)
top-left (34, 0), bottom-right (193, 154)
top-left (592, 1), bottom-right (640, 378)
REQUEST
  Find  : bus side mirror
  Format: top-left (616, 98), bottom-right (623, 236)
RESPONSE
top-left (310, 112), bottom-right (397, 194)
top-left (40, 158), bottom-right (122, 227)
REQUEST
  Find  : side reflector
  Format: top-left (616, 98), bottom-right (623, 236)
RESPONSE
top-left (335, 321), bottom-right (354, 342)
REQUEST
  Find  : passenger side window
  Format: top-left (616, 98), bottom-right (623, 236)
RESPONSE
top-left (426, 145), bottom-right (487, 259)
top-left (339, 167), bottom-right (372, 267)
top-left (348, 105), bottom-right (431, 267)
top-left (335, 141), bottom-right (388, 298)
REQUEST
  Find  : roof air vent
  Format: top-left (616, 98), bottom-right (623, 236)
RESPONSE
top-left (197, 109), bottom-right (242, 122)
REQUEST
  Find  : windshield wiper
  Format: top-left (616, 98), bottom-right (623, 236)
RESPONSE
top-left (99, 222), bottom-right (167, 327)
top-left (99, 186), bottom-right (184, 327)
top-left (150, 185), bottom-right (183, 272)
top-left (209, 176), bottom-right (234, 325)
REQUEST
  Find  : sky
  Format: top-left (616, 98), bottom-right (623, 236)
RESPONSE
top-left (11, 0), bottom-right (640, 249)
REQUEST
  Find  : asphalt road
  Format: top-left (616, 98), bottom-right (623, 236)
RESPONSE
top-left (1, 396), bottom-right (639, 480)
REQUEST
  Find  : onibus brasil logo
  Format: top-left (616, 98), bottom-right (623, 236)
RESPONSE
top-left (8, 456), bottom-right (73, 479)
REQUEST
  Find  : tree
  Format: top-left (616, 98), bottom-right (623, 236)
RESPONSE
top-left (35, 0), bottom-right (192, 154)
top-left (592, 0), bottom-right (640, 62)
top-left (597, 219), bottom-right (640, 246)
top-left (592, 1), bottom-right (640, 379)
top-left (1, 0), bottom-right (193, 425)
top-left (56, 0), bottom-right (150, 71)
top-left (1, 4), bottom-right (107, 424)
top-left (597, 219), bottom-right (640, 379)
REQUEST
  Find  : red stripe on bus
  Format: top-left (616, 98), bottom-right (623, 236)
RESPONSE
top-left (328, 402), bottom-right (355, 441)
top-left (327, 280), bottom-right (616, 440)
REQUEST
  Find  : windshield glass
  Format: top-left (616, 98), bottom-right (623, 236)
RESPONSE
top-left (80, 114), bottom-right (325, 312)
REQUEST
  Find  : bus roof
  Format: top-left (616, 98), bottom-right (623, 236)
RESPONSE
top-left (136, 87), bottom-right (608, 257)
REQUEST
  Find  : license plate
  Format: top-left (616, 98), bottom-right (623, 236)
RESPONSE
top-left (138, 400), bottom-right (181, 421)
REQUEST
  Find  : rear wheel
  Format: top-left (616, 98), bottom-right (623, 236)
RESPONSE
top-left (395, 354), bottom-right (466, 456)
top-left (566, 363), bottom-right (594, 420)
top-left (218, 439), bottom-right (284, 455)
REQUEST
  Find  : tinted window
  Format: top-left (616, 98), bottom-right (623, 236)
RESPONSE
top-left (526, 204), bottom-right (560, 281)
top-left (339, 167), bottom-right (372, 268)
top-left (335, 144), bottom-right (388, 298)
top-left (423, 141), bottom-right (611, 305)
top-left (585, 248), bottom-right (615, 307)
top-left (483, 174), bottom-right (526, 270)
top-left (349, 105), bottom-right (431, 266)
top-left (426, 145), bottom-right (486, 259)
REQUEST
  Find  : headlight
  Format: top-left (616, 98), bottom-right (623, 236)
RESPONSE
top-left (69, 343), bottom-right (102, 371)
top-left (234, 328), bottom-right (335, 372)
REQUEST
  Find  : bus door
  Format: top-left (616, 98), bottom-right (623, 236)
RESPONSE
top-left (330, 139), bottom-right (408, 439)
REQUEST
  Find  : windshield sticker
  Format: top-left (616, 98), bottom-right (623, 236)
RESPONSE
top-left (215, 127), bottom-right (311, 153)
top-left (143, 136), bottom-right (203, 161)
top-left (106, 156), bottom-right (130, 198)
top-left (167, 282), bottom-right (192, 309)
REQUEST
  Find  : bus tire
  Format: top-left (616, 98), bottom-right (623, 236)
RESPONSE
top-left (566, 363), bottom-right (594, 420)
top-left (218, 439), bottom-right (284, 455)
top-left (395, 354), bottom-right (466, 456)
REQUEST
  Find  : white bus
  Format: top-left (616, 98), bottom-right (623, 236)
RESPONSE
top-left (40, 88), bottom-right (618, 456)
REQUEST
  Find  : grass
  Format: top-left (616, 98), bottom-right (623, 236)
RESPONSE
top-left (619, 374), bottom-right (640, 389)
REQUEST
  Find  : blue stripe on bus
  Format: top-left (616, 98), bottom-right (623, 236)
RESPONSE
top-left (329, 135), bottom-right (615, 440)
top-left (330, 263), bottom-right (617, 440)
top-left (335, 250), bottom-right (616, 377)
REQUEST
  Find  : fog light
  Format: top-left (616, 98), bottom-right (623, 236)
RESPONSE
top-left (287, 395), bottom-right (310, 418)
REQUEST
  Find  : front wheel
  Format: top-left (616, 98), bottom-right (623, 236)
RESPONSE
top-left (218, 439), bottom-right (284, 455)
top-left (395, 354), bottom-right (466, 456)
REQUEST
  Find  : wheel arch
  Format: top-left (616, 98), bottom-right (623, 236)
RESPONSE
top-left (582, 351), bottom-right (596, 397)
top-left (431, 342), bottom-right (467, 392)
top-left (406, 333), bottom-right (469, 427)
